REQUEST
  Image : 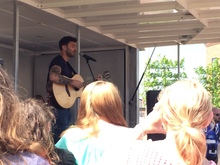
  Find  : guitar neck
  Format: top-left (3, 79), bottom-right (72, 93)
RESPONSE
top-left (82, 71), bottom-right (110, 86)
top-left (83, 79), bottom-right (95, 86)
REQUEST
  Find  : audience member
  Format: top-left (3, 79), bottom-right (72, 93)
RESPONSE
top-left (19, 98), bottom-right (77, 165)
top-left (55, 80), bottom-right (165, 165)
top-left (98, 79), bottom-right (216, 165)
top-left (205, 107), bottom-right (220, 163)
top-left (0, 67), bottom-right (50, 165)
top-left (18, 98), bottom-right (59, 164)
top-left (213, 107), bottom-right (220, 142)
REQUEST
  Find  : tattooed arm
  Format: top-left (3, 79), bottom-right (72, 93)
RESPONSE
top-left (49, 65), bottom-right (82, 89)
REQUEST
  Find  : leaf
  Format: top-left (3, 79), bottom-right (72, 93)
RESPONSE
top-left (194, 58), bottom-right (220, 107)
top-left (141, 55), bottom-right (188, 107)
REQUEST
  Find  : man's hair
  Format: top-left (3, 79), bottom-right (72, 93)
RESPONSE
top-left (59, 36), bottom-right (77, 50)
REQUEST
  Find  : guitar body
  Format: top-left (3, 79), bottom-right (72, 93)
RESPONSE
top-left (52, 74), bottom-right (84, 109)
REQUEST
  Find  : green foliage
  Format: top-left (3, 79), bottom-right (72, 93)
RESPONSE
top-left (141, 55), bottom-right (187, 106)
top-left (194, 58), bottom-right (220, 107)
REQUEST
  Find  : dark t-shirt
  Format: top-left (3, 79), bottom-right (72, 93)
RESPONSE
top-left (46, 55), bottom-right (77, 109)
top-left (55, 147), bottom-right (77, 165)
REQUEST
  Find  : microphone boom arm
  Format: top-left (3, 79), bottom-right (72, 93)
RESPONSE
top-left (79, 52), bottom-right (96, 81)
top-left (85, 58), bottom-right (96, 81)
top-left (129, 47), bottom-right (156, 105)
top-left (80, 52), bottom-right (97, 62)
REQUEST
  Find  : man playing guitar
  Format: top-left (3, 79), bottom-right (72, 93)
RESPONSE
top-left (46, 36), bottom-right (100, 143)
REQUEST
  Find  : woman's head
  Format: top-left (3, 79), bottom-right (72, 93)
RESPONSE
top-left (0, 68), bottom-right (58, 164)
top-left (19, 98), bottom-right (55, 141)
top-left (76, 81), bottom-right (127, 135)
top-left (18, 98), bottom-right (57, 164)
top-left (158, 79), bottom-right (212, 131)
top-left (157, 79), bottom-right (212, 165)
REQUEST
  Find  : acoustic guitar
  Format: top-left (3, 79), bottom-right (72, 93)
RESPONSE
top-left (52, 71), bottom-right (110, 109)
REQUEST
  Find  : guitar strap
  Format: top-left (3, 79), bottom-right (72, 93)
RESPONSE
top-left (64, 62), bottom-right (77, 100)
top-left (67, 62), bottom-right (77, 76)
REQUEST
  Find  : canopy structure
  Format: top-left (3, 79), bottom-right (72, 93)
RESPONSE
top-left (0, 0), bottom-right (220, 53)
top-left (0, 0), bottom-right (219, 126)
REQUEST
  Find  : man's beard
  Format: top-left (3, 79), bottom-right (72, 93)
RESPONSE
top-left (66, 49), bottom-right (75, 57)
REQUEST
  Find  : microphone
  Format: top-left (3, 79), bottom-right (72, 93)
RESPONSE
top-left (79, 52), bottom-right (97, 62)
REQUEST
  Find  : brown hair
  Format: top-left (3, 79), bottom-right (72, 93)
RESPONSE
top-left (18, 99), bottom-right (59, 164)
top-left (0, 67), bottom-right (27, 164)
top-left (0, 67), bottom-right (58, 164)
top-left (0, 67), bottom-right (22, 154)
top-left (74, 81), bottom-right (127, 137)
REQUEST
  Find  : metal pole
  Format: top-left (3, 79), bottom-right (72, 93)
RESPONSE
top-left (76, 25), bottom-right (80, 74)
top-left (177, 43), bottom-right (180, 79)
top-left (72, 25), bottom-right (81, 123)
top-left (125, 46), bottom-right (130, 124)
top-left (129, 47), bottom-right (156, 104)
top-left (13, 1), bottom-right (19, 92)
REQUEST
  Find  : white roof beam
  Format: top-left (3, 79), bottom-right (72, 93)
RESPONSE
top-left (115, 29), bottom-right (200, 39)
top-left (176, 0), bottom-right (209, 27)
top-left (199, 10), bottom-right (220, 19)
top-left (37, 0), bottom-right (133, 9)
top-left (208, 20), bottom-right (220, 27)
top-left (101, 21), bottom-right (204, 33)
top-left (200, 27), bottom-right (220, 34)
top-left (64, 1), bottom-right (183, 18)
top-left (127, 36), bottom-right (188, 44)
top-left (84, 13), bottom-right (195, 26)
top-left (18, 0), bottom-right (40, 7)
top-left (189, 38), bottom-right (220, 44)
top-left (137, 41), bottom-right (180, 49)
top-left (193, 33), bottom-right (220, 39)
top-left (189, 0), bottom-right (220, 9)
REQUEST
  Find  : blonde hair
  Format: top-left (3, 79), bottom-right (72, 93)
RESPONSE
top-left (157, 79), bottom-right (212, 165)
top-left (74, 81), bottom-right (127, 137)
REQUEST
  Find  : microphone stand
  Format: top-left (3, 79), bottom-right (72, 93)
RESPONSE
top-left (85, 58), bottom-right (96, 81)
top-left (129, 47), bottom-right (156, 105)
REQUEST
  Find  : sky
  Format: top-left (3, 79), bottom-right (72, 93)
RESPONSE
top-left (138, 44), bottom-right (207, 94)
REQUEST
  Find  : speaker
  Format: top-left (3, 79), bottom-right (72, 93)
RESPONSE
top-left (146, 90), bottom-right (166, 141)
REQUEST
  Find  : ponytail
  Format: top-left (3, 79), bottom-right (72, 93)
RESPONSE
top-left (175, 125), bottom-right (206, 165)
top-left (158, 80), bottom-right (212, 165)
